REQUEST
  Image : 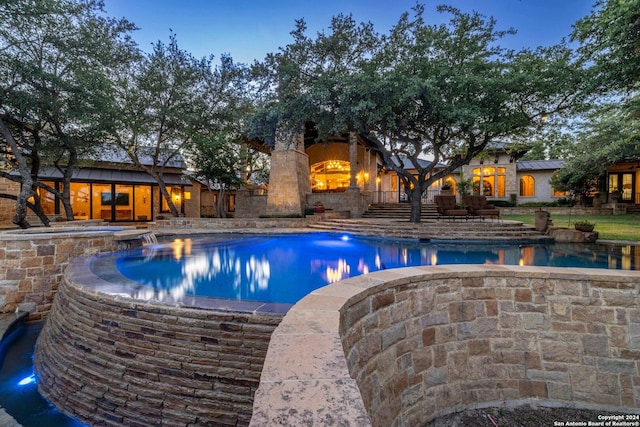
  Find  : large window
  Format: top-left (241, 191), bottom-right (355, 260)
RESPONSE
top-left (519, 176), bottom-right (535, 197)
top-left (162, 186), bottom-right (183, 212)
top-left (472, 167), bottom-right (506, 197)
top-left (38, 181), bottom-right (57, 215)
top-left (135, 186), bottom-right (152, 220)
top-left (310, 160), bottom-right (350, 192)
top-left (92, 183), bottom-right (111, 220)
top-left (35, 181), bottom-right (161, 221)
top-left (609, 173), bottom-right (634, 201)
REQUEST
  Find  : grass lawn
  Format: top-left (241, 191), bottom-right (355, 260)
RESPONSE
top-left (502, 213), bottom-right (640, 242)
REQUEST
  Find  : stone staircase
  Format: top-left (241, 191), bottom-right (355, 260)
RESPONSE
top-left (308, 217), bottom-right (552, 242)
top-left (363, 203), bottom-right (438, 221)
top-left (626, 204), bottom-right (640, 214)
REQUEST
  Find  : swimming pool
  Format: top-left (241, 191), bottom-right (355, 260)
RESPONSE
top-left (91, 232), bottom-right (638, 306)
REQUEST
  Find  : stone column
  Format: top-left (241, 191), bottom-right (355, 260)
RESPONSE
top-left (265, 130), bottom-right (311, 216)
top-left (349, 132), bottom-right (358, 188)
top-left (345, 132), bottom-right (363, 217)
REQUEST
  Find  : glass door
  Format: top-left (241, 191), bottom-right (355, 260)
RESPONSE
top-left (609, 173), bottom-right (634, 202)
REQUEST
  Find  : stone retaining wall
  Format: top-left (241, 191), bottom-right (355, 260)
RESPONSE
top-left (0, 227), bottom-right (120, 320)
top-left (149, 217), bottom-right (314, 230)
top-left (34, 262), bottom-right (283, 426)
top-left (251, 265), bottom-right (640, 426)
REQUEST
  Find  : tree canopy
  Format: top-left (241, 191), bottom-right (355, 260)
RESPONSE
top-left (249, 5), bottom-right (589, 221)
top-left (552, 0), bottom-right (640, 196)
top-left (2, 0), bottom-right (637, 225)
top-left (0, 0), bottom-right (137, 227)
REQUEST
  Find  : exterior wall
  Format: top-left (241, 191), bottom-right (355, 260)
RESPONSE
top-left (462, 151), bottom-right (518, 201)
top-left (35, 265), bottom-right (283, 426)
top-left (183, 181), bottom-right (201, 218)
top-left (517, 170), bottom-right (560, 204)
top-left (149, 217), bottom-right (313, 230)
top-left (0, 177), bottom-right (19, 227)
top-left (251, 265), bottom-right (640, 426)
top-left (0, 227), bottom-right (120, 319)
top-left (235, 189), bottom-right (267, 218)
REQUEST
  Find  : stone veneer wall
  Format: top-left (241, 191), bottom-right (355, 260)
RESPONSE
top-left (0, 227), bottom-right (119, 320)
top-left (35, 262), bottom-right (282, 427)
top-left (250, 266), bottom-right (640, 426)
top-left (149, 217), bottom-right (313, 230)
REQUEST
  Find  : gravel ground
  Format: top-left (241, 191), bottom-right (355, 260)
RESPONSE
top-left (425, 405), bottom-right (639, 427)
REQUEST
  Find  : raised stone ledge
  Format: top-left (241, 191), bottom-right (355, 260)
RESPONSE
top-left (0, 226), bottom-right (126, 319)
top-left (250, 265), bottom-right (640, 426)
top-left (34, 260), bottom-right (285, 426)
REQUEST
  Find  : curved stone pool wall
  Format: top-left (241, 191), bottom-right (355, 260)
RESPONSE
top-left (34, 258), bottom-right (284, 426)
top-left (251, 265), bottom-right (640, 426)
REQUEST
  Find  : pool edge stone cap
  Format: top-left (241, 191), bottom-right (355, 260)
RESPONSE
top-left (250, 264), bottom-right (640, 426)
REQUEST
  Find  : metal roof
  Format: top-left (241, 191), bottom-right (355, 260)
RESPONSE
top-left (88, 145), bottom-right (187, 169)
top-left (516, 159), bottom-right (564, 171)
top-left (36, 167), bottom-right (191, 186)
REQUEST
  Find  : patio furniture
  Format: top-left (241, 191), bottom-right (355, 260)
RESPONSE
top-left (434, 195), bottom-right (469, 220)
top-left (463, 195), bottom-right (500, 221)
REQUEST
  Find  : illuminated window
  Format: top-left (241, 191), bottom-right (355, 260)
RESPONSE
top-left (162, 186), bottom-right (183, 212)
top-left (519, 176), bottom-right (535, 197)
top-left (444, 178), bottom-right (457, 194)
top-left (552, 174), bottom-right (568, 197)
top-left (38, 181), bottom-right (56, 215)
top-left (310, 160), bottom-right (350, 192)
top-left (472, 167), bottom-right (505, 197)
top-left (553, 188), bottom-right (568, 197)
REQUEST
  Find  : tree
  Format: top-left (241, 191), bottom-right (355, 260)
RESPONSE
top-left (111, 35), bottom-right (248, 217)
top-left (251, 5), bottom-right (589, 222)
top-left (248, 14), bottom-right (381, 145)
top-left (554, 0), bottom-right (640, 193)
top-left (190, 136), bottom-right (243, 218)
top-left (573, 0), bottom-right (640, 93)
top-left (0, 0), bottom-right (137, 227)
top-left (553, 96), bottom-right (640, 197)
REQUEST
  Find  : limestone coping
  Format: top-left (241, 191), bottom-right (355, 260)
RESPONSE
top-left (250, 265), bottom-right (640, 426)
top-left (0, 225), bottom-right (129, 241)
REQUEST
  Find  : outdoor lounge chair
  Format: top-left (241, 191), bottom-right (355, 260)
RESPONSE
top-left (463, 195), bottom-right (500, 221)
top-left (435, 195), bottom-right (468, 220)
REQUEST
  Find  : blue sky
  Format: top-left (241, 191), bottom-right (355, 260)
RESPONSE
top-left (102, 0), bottom-right (596, 64)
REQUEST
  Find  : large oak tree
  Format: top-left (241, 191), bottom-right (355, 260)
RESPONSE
top-left (250, 5), bottom-right (589, 222)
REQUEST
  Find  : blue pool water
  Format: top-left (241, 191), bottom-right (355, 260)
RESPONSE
top-left (0, 322), bottom-right (88, 427)
top-left (95, 232), bottom-right (639, 305)
top-left (3, 233), bottom-right (638, 426)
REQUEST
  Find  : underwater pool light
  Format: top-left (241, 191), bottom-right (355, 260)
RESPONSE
top-left (18, 374), bottom-right (36, 386)
top-left (341, 235), bottom-right (350, 241)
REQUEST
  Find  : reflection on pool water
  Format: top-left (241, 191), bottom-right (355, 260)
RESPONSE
top-left (92, 232), bottom-right (640, 305)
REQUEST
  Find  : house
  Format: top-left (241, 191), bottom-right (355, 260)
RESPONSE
top-left (1, 133), bottom-right (635, 226)
top-left (237, 128), bottom-right (383, 218)
top-left (372, 143), bottom-right (569, 206)
top-left (237, 135), bottom-right (624, 219)
top-left (0, 147), bottom-right (234, 227)
top-left (515, 159), bottom-right (567, 203)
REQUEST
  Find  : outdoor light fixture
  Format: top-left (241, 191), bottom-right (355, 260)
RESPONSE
top-left (541, 112), bottom-right (548, 122)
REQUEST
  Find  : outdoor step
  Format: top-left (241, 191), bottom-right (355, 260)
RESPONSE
top-left (308, 218), bottom-right (550, 242)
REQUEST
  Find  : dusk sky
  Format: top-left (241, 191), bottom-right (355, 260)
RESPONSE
top-left (102, 0), bottom-right (596, 64)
